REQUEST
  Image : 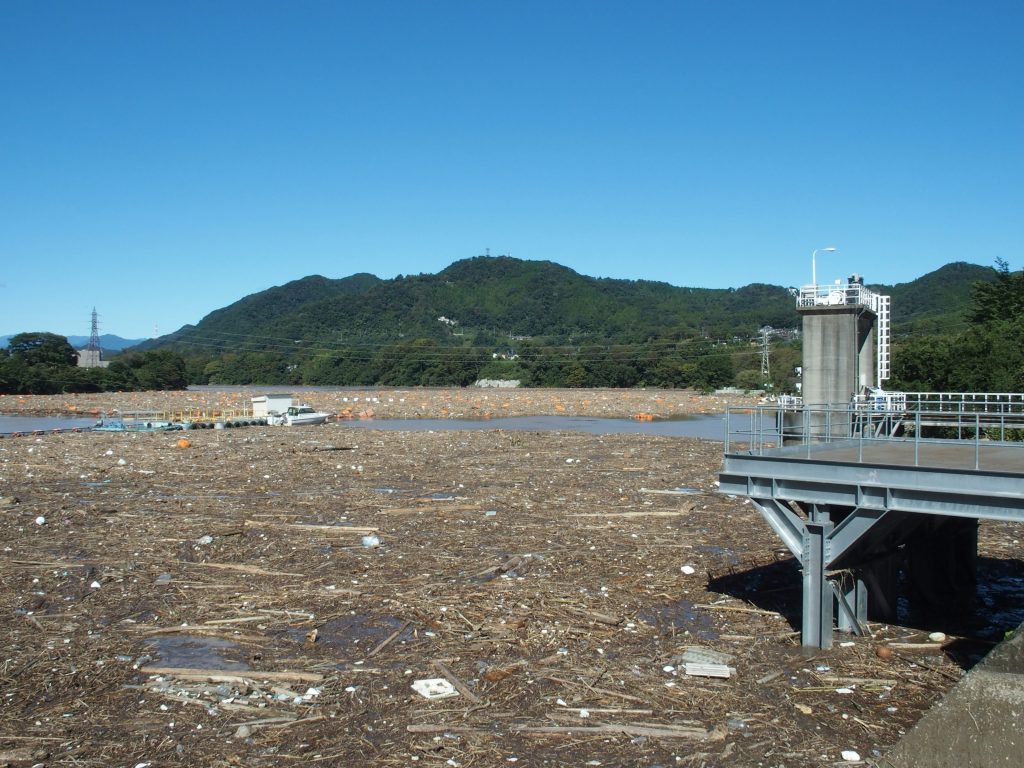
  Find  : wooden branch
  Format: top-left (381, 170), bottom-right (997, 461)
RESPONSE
top-left (817, 676), bottom-right (898, 687)
top-left (432, 660), bottom-right (482, 704)
top-left (471, 555), bottom-right (526, 580)
top-left (140, 666), bottom-right (323, 683)
top-left (694, 603), bottom-right (782, 617)
top-left (243, 520), bottom-right (378, 535)
top-left (406, 721), bottom-right (711, 739)
top-left (201, 616), bottom-right (267, 625)
top-left (569, 509), bottom-right (694, 518)
top-left (379, 503), bottom-right (479, 515)
top-left (406, 724), bottom-right (489, 734)
top-left (886, 642), bottom-right (945, 651)
top-left (555, 707), bottom-right (654, 716)
top-left (366, 620), bottom-right (412, 658)
top-left (188, 562), bottom-right (306, 577)
top-left (513, 722), bottom-right (715, 739)
top-left (566, 608), bottom-right (623, 626)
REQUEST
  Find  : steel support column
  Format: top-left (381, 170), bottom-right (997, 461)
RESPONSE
top-left (749, 498), bottom-right (899, 647)
top-left (835, 578), bottom-right (868, 635)
top-left (802, 521), bottom-right (834, 648)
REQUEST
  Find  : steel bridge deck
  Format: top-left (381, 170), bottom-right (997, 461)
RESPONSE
top-left (719, 411), bottom-right (1024, 648)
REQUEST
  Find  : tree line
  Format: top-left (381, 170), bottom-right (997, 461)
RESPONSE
top-left (0, 331), bottom-right (799, 394)
top-left (889, 259), bottom-right (1024, 392)
top-left (0, 333), bottom-right (188, 394)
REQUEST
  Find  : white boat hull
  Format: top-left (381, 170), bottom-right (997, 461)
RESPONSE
top-left (268, 404), bottom-right (331, 426)
top-left (285, 414), bottom-right (329, 426)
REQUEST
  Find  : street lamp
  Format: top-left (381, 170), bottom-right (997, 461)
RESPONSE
top-left (811, 246), bottom-right (837, 288)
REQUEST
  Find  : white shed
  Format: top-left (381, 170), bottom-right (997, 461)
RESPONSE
top-left (252, 393), bottom-right (294, 418)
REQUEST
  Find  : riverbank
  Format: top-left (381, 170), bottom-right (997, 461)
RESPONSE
top-left (0, 387), bottom-right (756, 420)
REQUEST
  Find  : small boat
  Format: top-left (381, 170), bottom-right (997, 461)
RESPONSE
top-left (268, 405), bottom-right (331, 426)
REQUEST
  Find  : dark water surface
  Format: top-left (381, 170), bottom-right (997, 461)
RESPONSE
top-left (0, 415), bottom-right (99, 435)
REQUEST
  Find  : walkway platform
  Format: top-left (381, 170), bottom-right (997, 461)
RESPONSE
top-left (718, 407), bottom-right (1024, 648)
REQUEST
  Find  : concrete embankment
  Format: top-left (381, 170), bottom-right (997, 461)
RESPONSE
top-left (885, 625), bottom-right (1023, 767)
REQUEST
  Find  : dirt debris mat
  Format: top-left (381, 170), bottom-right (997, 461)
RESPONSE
top-left (1, 412), bottom-right (1021, 766)
top-left (0, 386), bottom-right (754, 421)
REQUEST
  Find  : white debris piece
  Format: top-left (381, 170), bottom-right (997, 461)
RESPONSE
top-left (411, 678), bottom-right (458, 700)
top-left (680, 647), bottom-right (734, 666)
top-left (683, 662), bottom-right (733, 679)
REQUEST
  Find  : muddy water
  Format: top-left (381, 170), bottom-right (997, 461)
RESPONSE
top-left (145, 635), bottom-right (249, 670)
top-left (0, 415), bottom-right (99, 435)
top-left (1, 412), bottom-right (768, 441)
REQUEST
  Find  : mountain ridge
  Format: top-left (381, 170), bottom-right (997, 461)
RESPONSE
top-left (141, 256), bottom-right (991, 355)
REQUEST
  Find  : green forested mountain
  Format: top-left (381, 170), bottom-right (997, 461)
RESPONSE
top-left (873, 261), bottom-right (993, 336)
top-left (3, 256), bottom-right (1003, 393)
top-left (117, 255), bottom-right (990, 390)
top-left (149, 256), bottom-right (992, 355)
top-left (890, 259), bottom-right (1024, 392)
top-left (154, 256), bottom-right (801, 355)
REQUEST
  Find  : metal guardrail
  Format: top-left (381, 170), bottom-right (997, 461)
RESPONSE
top-left (782, 391), bottom-right (1024, 415)
top-left (725, 405), bottom-right (1024, 471)
top-left (896, 392), bottom-right (1024, 414)
top-left (796, 282), bottom-right (881, 309)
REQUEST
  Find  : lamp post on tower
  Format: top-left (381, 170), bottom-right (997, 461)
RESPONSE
top-left (811, 246), bottom-right (837, 288)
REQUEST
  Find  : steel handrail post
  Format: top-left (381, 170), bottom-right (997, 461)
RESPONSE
top-left (976, 413), bottom-right (981, 470)
top-left (751, 408), bottom-right (756, 453)
top-left (915, 411), bottom-right (921, 466)
top-left (754, 407), bottom-right (760, 454)
top-left (858, 409), bottom-right (864, 462)
top-left (761, 405), bottom-right (770, 454)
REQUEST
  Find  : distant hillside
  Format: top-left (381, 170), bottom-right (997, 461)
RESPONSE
top-left (148, 257), bottom-right (798, 354)
top-left (142, 256), bottom-right (992, 357)
top-left (872, 261), bottom-right (993, 335)
top-left (1, 333), bottom-right (147, 352)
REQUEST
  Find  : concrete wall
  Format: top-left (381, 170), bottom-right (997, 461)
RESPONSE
top-left (251, 394), bottom-right (293, 417)
top-left (799, 305), bottom-right (876, 407)
top-left (76, 349), bottom-right (110, 369)
top-left (886, 624), bottom-right (1024, 767)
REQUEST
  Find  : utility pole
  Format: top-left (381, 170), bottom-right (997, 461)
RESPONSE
top-left (760, 326), bottom-right (772, 387)
top-left (88, 308), bottom-right (101, 355)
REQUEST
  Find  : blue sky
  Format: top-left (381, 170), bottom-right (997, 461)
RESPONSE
top-left (2, 1), bottom-right (1021, 339)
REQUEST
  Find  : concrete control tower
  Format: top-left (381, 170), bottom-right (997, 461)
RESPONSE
top-left (796, 275), bottom-right (891, 406)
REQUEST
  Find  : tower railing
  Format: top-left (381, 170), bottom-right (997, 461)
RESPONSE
top-left (796, 281), bottom-right (882, 309)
